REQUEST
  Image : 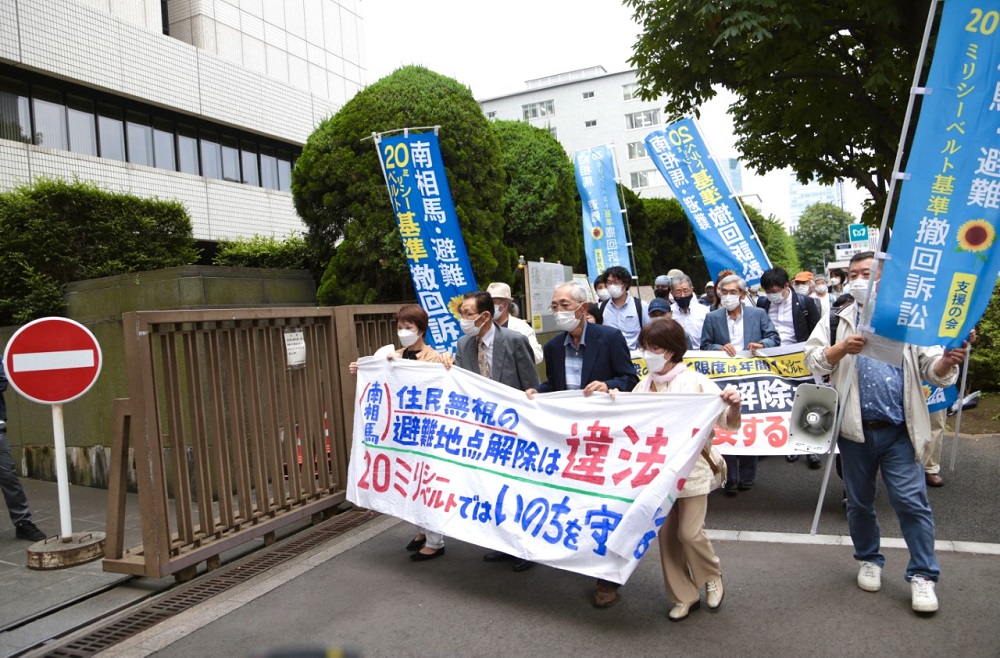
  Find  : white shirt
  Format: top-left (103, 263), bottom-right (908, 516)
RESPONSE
top-left (811, 292), bottom-right (831, 318)
top-left (602, 294), bottom-right (650, 350)
top-left (502, 314), bottom-right (543, 364)
top-left (671, 300), bottom-right (709, 347)
top-left (768, 295), bottom-right (796, 345)
top-left (726, 308), bottom-right (746, 350)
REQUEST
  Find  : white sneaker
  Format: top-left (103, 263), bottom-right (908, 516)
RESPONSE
top-left (705, 578), bottom-right (724, 609)
top-left (911, 575), bottom-right (938, 613)
top-left (857, 561), bottom-right (882, 592)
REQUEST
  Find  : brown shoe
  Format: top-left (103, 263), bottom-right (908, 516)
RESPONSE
top-left (593, 583), bottom-right (620, 608)
top-left (926, 473), bottom-right (944, 487)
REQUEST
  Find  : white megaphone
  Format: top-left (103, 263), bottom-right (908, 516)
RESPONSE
top-left (788, 383), bottom-right (839, 454)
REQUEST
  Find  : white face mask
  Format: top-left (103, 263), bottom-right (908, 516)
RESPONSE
top-left (493, 303), bottom-right (504, 317)
top-left (815, 284), bottom-right (828, 295)
top-left (849, 279), bottom-right (870, 305)
top-left (605, 284), bottom-right (624, 299)
top-left (596, 289), bottom-right (611, 302)
top-left (554, 309), bottom-right (582, 332)
top-left (459, 315), bottom-right (481, 336)
top-left (642, 351), bottom-right (670, 376)
top-left (830, 278), bottom-right (841, 286)
top-left (793, 284), bottom-right (810, 296)
top-left (766, 290), bottom-right (786, 305)
top-left (397, 328), bottom-right (419, 348)
top-left (720, 294), bottom-right (741, 311)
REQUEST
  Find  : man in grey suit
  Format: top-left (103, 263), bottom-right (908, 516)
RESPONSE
top-left (454, 290), bottom-right (540, 571)
top-left (700, 274), bottom-right (780, 495)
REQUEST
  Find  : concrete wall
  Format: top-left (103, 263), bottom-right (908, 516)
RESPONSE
top-left (0, 265), bottom-right (316, 488)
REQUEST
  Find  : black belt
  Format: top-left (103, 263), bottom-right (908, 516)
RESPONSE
top-left (863, 420), bottom-right (896, 429)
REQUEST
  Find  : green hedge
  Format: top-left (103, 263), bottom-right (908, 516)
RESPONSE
top-left (213, 233), bottom-right (308, 270)
top-left (0, 178), bottom-right (198, 324)
top-left (968, 278), bottom-right (1000, 392)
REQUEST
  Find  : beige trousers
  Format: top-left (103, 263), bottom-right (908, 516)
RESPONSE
top-left (657, 494), bottom-right (721, 605)
top-left (923, 409), bottom-right (947, 475)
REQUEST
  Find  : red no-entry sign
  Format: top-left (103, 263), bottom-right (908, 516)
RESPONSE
top-left (3, 317), bottom-right (103, 405)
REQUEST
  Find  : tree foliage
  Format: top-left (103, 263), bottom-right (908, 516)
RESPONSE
top-left (967, 277), bottom-right (1000, 392)
top-left (794, 202), bottom-right (855, 272)
top-left (490, 120), bottom-right (583, 272)
top-left (628, 191), bottom-right (710, 285)
top-left (625, 0), bottom-right (930, 222)
top-left (745, 205), bottom-right (800, 274)
top-left (0, 178), bottom-right (198, 324)
top-left (213, 233), bottom-right (309, 270)
top-left (292, 66), bottom-right (514, 305)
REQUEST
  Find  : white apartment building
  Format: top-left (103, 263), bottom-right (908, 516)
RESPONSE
top-left (788, 175), bottom-right (846, 230)
top-left (479, 67), bottom-right (679, 200)
top-left (0, 0), bottom-right (364, 246)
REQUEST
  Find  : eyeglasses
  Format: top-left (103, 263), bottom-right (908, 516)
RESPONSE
top-left (549, 302), bottom-right (581, 313)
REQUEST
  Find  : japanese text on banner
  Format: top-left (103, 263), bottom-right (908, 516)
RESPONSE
top-left (871, 0), bottom-right (1000, 347)
top-left (347, 358), bottom-right (724, 584)
top-left (574, 146), bottom-right (632, 282)
top-left (644, 118), bottom-right (771, 286)
top-left (376, 131), bottom-right (477, 352)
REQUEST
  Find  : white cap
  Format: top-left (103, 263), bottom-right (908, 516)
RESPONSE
top-left (486, 282), bottom-right (512, 300)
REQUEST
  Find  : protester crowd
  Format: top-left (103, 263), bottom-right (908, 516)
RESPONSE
top-left (351, 255), bottom-right (971, 619)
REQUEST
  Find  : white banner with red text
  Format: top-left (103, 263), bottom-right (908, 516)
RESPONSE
top-left (347, 357), bottom-right (724, 584)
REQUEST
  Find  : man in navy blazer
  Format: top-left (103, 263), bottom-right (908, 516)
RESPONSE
top-left (526, 281), bottom-right (638, 610)
top-left (528, 282), bottom-right (638, 396)
top-left (755, 266), bottom-right (820, 344)
top-left (701, 275), bottom-right (780, 355)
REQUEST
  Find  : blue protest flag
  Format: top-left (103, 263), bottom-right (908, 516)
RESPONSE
top-left (644, 118), bottom-right (771, 285)
top-left (574, 146), bottom-right (632, 282)
top-left (924, 381), bottom-right (959, 414)
top-left (375, 131), bottom-right (477, 352)
top-left (870, 0), bottom-right (1000, 347)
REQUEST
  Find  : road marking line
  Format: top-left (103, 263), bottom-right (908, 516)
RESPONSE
top-left (706, 529), bottom-right (1000, 555)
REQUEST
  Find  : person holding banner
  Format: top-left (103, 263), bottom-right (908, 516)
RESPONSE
top-left (700, 274), bottom-right (780, 495)
top-left (627, 318), bottom-right (741, 620)
top-left (348, 304), bottom-right (453, 561)
top-left (804, 251), bottom-right (967, 614)
top-left (526, 281), bottom-right (638, 605)
top-left (456, 291), bottom-right (541, 571)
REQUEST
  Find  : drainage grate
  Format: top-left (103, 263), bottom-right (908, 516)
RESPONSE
top-left (39, 509), bottom-right (380, 658)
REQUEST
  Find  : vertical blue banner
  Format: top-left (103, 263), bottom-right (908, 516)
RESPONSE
top-left (376, 131), bottom-right (477, 352)
top-left (871, 0), bottom-right (1000, 347)
top-left (574, 146), bottom-right (631, 282)
top-left (645, 118), bottom-right (771, 286)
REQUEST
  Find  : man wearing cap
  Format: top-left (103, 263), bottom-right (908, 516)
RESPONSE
top-left (792, 272), bottom-right (815, 299)
top-left (810, 274), bottom-right (832, 318)
top-left (698, 282), bottom-right (716, 307)
top-left (653, 275), bottom-right (672, 301)
top-left (488, 282), bottom-right (543, 364)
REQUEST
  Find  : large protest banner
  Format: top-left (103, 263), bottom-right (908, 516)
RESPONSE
top-left (644, 118), bottom-right (770, 285)
top-left (348, 358), bottom-right (723, 584)
top-left (375, 130), bottom-right (477, 352)
top-left (679, 345), bottom-right (816, 456)
top-left (870, 0), bottom-right (1000, 347)
top-left (574, 145), bottom-right (632, 282)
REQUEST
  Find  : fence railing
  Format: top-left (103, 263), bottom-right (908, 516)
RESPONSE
top-left (104, 305), bottom-right (400, 579)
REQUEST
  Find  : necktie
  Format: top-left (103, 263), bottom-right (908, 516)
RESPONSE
top-left (478, 338), bottom-right (490, 378)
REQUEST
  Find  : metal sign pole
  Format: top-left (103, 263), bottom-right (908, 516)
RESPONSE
top-left (50, 403), bottom-right (74, 542)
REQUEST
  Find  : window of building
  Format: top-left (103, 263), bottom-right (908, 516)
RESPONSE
top-left (177, 123), bottom-right (199, 175)
top-left (548, 126), bottom-right (557, 140)
top-left (127, 111), bottom-right (154, 166)
top-left (627, 141), bottom-right (647, 160)
top-left (66, 95), bottom-right (97, 156)
top-left (625, 109), bottom-right (660, 130)
top-left (241, 141), bottom-right (259, 186)
top-left (630, 170), bottom-right (655, 188)
top-left (582, 91), bottom-right (594, 99)
top-left (260, 145), bottom-right (279, 190)
top-left (200, 130), bottom-right (222, 179)
top-left (0, 76), bottom-right (31, 142)
top-left (521, 99), bottom-right (555, 120)
top-left (622, 82), bottom-right (640, 101)
top-left (152, 118), bottom-right (175, 170)
top-left (584, 120), bottom-right (597, 128)
top-left (32, 87), bottom-right (68, 150)
top-left (97, 103), bottom-right (125, 161)
top-left (484, 110), bottom-right (497, 119)
top-left (221, 134), bottom-right (240, 182)
top-left (277, 148), bottom-right (293, 192)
